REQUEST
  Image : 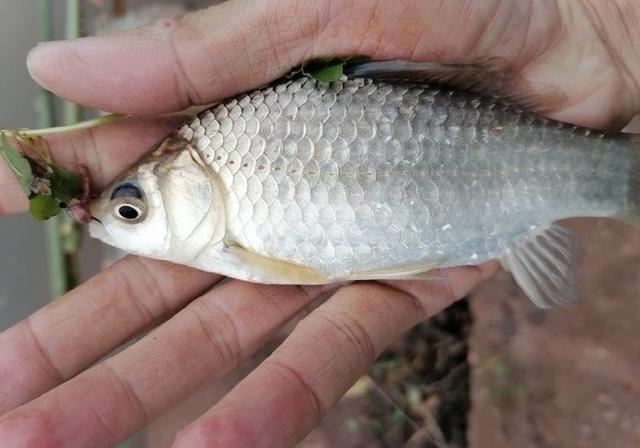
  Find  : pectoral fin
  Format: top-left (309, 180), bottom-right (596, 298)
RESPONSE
top-left (501, 223), bottom-right (578, 308)
top-left (224, 242), bottom-right (330, 284)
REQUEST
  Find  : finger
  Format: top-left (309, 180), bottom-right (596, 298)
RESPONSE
top-left (382, 261), bottom-right (500, 306)
top-left (0, 281), bottom-right (332, 448)
top-left (43, 116), bottom-right (181, 188)
top-left (0, 256), bottom-right (219, 414)
top-left (0, 162), bottom-right (28, 215)
top-left (174, 263), bottom-right (497, 448)
top-left (25, 0), bottom-right (551, 115)
top-left (0, 114), bottom-right (178, 216)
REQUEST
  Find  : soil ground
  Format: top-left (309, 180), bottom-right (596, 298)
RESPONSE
top-left (469, 218), bottom-right (640, 448)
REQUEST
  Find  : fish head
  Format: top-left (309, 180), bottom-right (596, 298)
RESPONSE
top-left (89, 142), bottom-right (225, 263)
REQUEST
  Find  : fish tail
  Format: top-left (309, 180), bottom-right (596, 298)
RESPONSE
top-left (620, 135), bottom-right (640, 227)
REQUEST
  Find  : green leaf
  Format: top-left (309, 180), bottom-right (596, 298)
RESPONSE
top-left (29, 194), bottom-right (60, 220)
top-left (302, 58), bottom-right (345, 83)
top-left (301, 55), bottom-right (370, 83)
top-left (0, 132), bottom-right (34, 195)
top-left (50, 164), bottom-right (82, 205)
top-left (0, 130), bottom-right (88, 222)
top-left (305, 62), bottom-right (344, 83)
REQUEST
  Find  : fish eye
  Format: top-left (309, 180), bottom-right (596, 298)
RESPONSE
top-left (116, 204), bottom-right (142, 221)
top-left (110, 182), bottom-right (146, 222)
top-left (111, 195), bottom-right (146, 223)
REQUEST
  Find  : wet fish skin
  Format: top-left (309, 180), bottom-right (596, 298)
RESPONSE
top-left (177, 76), bottom-right (633, 273)
top-left (88, 64), bottom-right (640, 307)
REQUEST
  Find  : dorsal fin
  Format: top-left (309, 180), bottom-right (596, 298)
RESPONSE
top-left (343, 59), bottom-right (567, 115)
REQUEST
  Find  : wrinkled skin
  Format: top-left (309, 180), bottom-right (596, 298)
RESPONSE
top-left (0, 1), bottom-right (639, 447)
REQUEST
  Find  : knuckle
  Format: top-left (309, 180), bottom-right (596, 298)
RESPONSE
top-left (188, 300), bottom-right (242, 369)
top-left (374, 279), bottom-right (450, 319)
top-left (21, 318), bottom-right (65, 385)
top-left (312, 308), bottom-right (377, 366)
top-left (112, 257), bottom-right (171, 324)
top-left (101, 363), bottom-right (149, 424)
top-left (247, 283), bottom-right (303, 321)
top-left (265, 359), bottom-right (325, 422)
top-left (141, 13), bottom-right (205, 108)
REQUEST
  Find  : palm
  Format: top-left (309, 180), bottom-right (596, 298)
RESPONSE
top-left (0, 0), bottom-right (638, 446)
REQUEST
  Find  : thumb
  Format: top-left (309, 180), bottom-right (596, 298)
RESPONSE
top-left (25, 0), bottom-right (542, 115)
top-left (26, 0), bottom-right (326, 114)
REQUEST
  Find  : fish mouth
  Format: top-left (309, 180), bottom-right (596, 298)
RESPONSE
top-left (88, 218), bottom-right (116, 247)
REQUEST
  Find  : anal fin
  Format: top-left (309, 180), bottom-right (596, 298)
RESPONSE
top-left (501, 223), bottom-right (578, 308)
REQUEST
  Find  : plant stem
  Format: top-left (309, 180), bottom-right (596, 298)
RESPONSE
top-left (64, 0), bottom-right (81, 125)
top-left (36, 0), bottom-right (67, 297)
top-left (35, 0), bottom-right (54, 129)
top-left (12, 105), bottom-right (203, 138)
top-left (52, 0), bottom-right (84, 295)
top-left (18, 114), bottom-right (123, 137)
top-left (38, 0), bottom-right (84, 297)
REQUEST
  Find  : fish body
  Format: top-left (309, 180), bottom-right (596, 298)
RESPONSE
top-left (89, 61), bottom-right (640, 307)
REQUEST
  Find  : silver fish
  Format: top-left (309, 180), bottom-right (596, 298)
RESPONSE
top-left (89, 61), bottom-right (640, 308)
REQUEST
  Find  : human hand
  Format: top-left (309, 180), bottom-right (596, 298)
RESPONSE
top-left (0, 1), bottom-right (638, 446)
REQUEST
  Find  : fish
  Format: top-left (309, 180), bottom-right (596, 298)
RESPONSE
top-left (88, 60), bottom-right (640, 308)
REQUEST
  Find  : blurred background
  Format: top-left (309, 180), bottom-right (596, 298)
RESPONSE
top-left (1, 1), bottom-right (640, 447)
top-left (0, 2), bottom-right (56, 333)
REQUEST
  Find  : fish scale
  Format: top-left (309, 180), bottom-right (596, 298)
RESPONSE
top-left (89, 61), bottom-right (640, 307)
top-left (175, 75), bottom-right (632, 274)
